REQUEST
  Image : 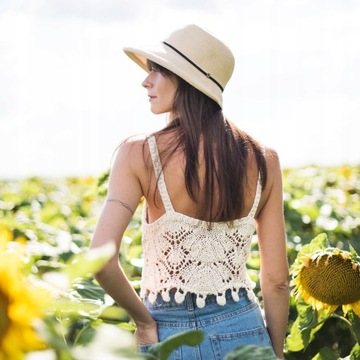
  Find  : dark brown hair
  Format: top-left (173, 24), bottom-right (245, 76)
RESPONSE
top-left (146, 60), bottom-right (267, 224)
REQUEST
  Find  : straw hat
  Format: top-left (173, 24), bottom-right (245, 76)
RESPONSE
top-left (123, 24), bottom-right (235, 108)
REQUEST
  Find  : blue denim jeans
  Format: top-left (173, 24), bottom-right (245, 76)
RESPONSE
top-left (139, 289), bottom-right (274, 360)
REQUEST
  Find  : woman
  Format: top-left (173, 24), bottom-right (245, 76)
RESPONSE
top-left (91, 24), bottom-right (289, 359)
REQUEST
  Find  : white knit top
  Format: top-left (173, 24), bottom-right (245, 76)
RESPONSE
top-left (141, 135), bottom-right (262, 308)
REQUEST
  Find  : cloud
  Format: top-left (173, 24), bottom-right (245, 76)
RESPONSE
top-left (221, 1), bottom-right (360, 101)
top-left (0, 0), bottom-right (143, 22)
top-left (165, 0), bottom-right (219, 11)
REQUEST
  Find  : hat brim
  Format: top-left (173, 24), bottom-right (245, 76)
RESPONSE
top-left (123, 42), bottom-right (223, 108)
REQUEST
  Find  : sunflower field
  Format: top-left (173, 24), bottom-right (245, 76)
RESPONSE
top-left (0, 165), bottom-right (359, 360)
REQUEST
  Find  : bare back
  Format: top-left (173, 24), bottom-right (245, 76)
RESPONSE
top-left (136, 132), bottom-right (273, 224)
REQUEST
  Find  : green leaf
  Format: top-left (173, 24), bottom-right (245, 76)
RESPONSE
top-left (63, 243), bottom-right (116, 283)
top-left (349, 244), bottom-right (360, 261)
top-left (224, 345), bottom-right (277, 360)
top-left (296, 233), bottom-right (329, 259)
top-left (51, 298), bottom-right (107, 319)
top-left (286, 318), bottom-right (304, 352)
top-left (347, 311), bottom-right (360, 342)
top-left (73, 322), bottom-right (96, 346)
top-left (350, 343), bottom-right (360, 360)
top-left (41, 316), bottom-right (73, 354)
top-left (149, 330), bottom-right (204, 360)
top-left (297, 298), bottom-right (319, 331)
top-left (99, 305), bottom-right (128, 322)
top-left (286, 298), bottom-right (328, 351)
top-left (311, 347), bottom-right (340, 360)
top-left (97, 169), bottom-right (110, 196)
top-left (73, 280), bottom-right (107, 301)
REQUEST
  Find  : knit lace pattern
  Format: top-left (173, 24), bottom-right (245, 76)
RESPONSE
top-left (141, 135), bottom-right (262, 308)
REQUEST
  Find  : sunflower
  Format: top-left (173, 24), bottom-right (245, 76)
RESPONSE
top-left (0, 227), bottom-right (50, 360)
top-left (291, 233), bottom-right (360, 317)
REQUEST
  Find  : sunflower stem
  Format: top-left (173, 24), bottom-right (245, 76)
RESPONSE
top-left (55, 349), bottom-right (73, 360)
top-left (330, 313), bottom-right (358, 341)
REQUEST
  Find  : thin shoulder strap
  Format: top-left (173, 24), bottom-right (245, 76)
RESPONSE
top-left (147, 135), bottom-right (174, 212)
top-left (248, 146), bottom-right (266, 218)
top-left (248, 174), bottom-right (262, 218)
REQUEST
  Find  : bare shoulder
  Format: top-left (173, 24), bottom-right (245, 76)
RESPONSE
top-left (115, 134), bottom-right (147, 152)
top-left (261, 146), bottom-right (283, 198)
top-left (112, 134), bottom-right (148, 167)
top-left (264, 146), bottom-right (282, 175)
top-left (254, 145), bottom-right (284, 218)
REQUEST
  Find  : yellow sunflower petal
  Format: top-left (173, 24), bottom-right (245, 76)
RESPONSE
top-left (0, 226), bottom-right (13, 251)
top-left (0, 246), bottom-right (51, 359)
top-left (343, 299), bottom-right (360, 317)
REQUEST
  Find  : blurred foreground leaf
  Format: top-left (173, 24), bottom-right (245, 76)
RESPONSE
top-left (148, 330), bottom-right (204, 360)
top-left (63, 243), bottom-right (115, 283)
top-left (224, 344), bottom-right (277, 360)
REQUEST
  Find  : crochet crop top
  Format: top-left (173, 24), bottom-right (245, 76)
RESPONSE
top-left (141, 135), bottom-right (262, 308)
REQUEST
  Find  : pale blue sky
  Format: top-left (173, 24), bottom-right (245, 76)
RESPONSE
top-left (0, 0), bottom-right (359, 178)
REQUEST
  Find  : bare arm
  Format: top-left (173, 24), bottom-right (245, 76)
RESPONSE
top-left (90, 140), bottom-right (157, 345)
top-left (256, 150), bottom-right (289, 359)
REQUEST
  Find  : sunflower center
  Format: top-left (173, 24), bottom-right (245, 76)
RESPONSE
top-left (0, 289), bottom-right (10, 338)
top-left (300, 254), bottom-right (360, 305)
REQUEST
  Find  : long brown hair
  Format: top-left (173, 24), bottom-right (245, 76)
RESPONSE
top-left (146, 60), bottom-right (267, 224)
